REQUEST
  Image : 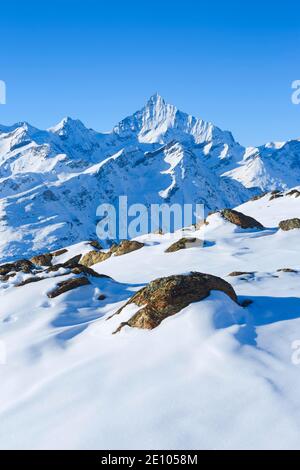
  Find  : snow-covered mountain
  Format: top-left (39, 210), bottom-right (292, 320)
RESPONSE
top-left (1, 93), bottom-right (300, 261)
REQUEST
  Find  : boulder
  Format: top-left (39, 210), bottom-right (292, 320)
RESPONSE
top-left (221, 209), bottom-right (264, 229)
top-left (279, 218), bottom-right (300, 231)
top-left (112, 272), bottom-right (237, 332)
top-left (47, 276), bottom-right (90, 298)
top-left (0, 259), bottom-right (35, 276)
top-left (31, 253), bottom-right (53, 267)
top-left (165, 237), bottom-right (204, 253)
top-left (110, 240), bottom-right (144, 257)
top-left (80, 250), bottom-right (111, 267)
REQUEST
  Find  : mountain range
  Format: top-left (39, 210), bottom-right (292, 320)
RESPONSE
top-left (1, 93), bottom-right (300, 261)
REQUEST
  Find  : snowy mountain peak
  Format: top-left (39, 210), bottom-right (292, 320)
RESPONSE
top-left (146, 92), bottom-right (166, 107)
top-left (49, 116), bottom-right (90, 136)
top-left (113, 94), bottom-right (236, 146)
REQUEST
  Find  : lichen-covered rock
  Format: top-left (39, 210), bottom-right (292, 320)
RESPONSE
top-left (112, 272), bottom-right (237, 332)
top-left (165, 237), bottom-right (204, 253)
top-left (110, 240), bottom-right (144, 257)
top-left (31, 253), bottom-right (53, 267)
top-left (80, 250), bottom-right (111, 267)
top-left (221, 209), bottom-right (264, 229)
top-left (0, 259), bottom-right (35, 276)
top-left (279, 218), bottom-right (300, 231)
top-left (47, 276), bottom-right (90, 298)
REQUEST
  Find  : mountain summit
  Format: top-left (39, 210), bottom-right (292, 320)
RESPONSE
top-left (114, 93), bottom-right (235, 145)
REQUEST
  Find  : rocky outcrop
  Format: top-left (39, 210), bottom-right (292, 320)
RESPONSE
top-left (221, 209), bottom-right (264, 229)
top-left (31, 253), bottom-right (53, 267)
top-left (279, 218), bottom-right (300, 231)
top-left (110, 240), bottom-right (144, 257)
top-left (80, 250), bottom-right (111, 267)
top-left (112, 272), bottom-right (237, 332)
top-left (80, 240), bottom-right (144, 267)
top-left (47, 276), bottom-right (90, 298)
top-left (0, 259), bottom-right (35, 276)
top-left (165, 237), bottom-right (204, 253)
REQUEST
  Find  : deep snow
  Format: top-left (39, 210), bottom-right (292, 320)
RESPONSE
top-left (1, 195), bottom-right (300, 449)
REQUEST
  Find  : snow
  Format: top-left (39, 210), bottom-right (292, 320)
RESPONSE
top-left (1, 196), bottom-right (300, 449)
top-left (1, 94), bottom-right (300, 260)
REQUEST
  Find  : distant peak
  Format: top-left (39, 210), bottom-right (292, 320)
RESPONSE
top-left (49, 116), bottom-right (87, 134)
top-left (146, 93), bottom-right (167, 107)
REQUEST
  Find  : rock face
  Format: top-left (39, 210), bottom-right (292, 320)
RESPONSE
top-left (47, 276), bottom-right (90, 298)
top-left (165, 238), bottom-right (204, 253)
top-left (80, 240), bottom-right (144, 267)
top-left (110, 240), bottom-right (144, 257)
top-left (279, 218), bottom-right (300, 231)
top-left (112, 272), bottom-right (237, 332)
top-left (80, 250), bottom-right (111, 267)
top-left (221, 209), bottom-right (264, 229)
top-left (0, 259), bottom-right (35, 276)
top-left (31, 253), bottom-right (53, 267)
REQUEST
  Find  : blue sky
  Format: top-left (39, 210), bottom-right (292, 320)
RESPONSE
top-left (0, 0), bottom-right (299, 146)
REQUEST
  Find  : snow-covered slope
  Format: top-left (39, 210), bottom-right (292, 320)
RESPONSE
top-left (0, 94), bottom-right (300, 261)
top-left (1, 195), bottom-right (300, 449)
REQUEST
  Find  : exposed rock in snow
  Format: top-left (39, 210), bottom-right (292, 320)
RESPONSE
top-left (279, 218), bottom-right (300, 231)
top-left (112, 272), bottom-right (238, 331)
top-left (221, 209), bottom-right (264, 229)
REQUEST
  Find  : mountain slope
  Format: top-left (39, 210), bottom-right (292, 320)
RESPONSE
top-left (1, 195), bottom-right (300, 449)
top-left (0, 94), bottom-right (299, 261)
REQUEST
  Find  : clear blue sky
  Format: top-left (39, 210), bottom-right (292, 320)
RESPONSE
top-left (0, 0), bottom-right (299, 146)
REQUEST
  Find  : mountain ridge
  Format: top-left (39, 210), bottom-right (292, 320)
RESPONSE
top-left (0, 94), bottom-right (300, 261)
